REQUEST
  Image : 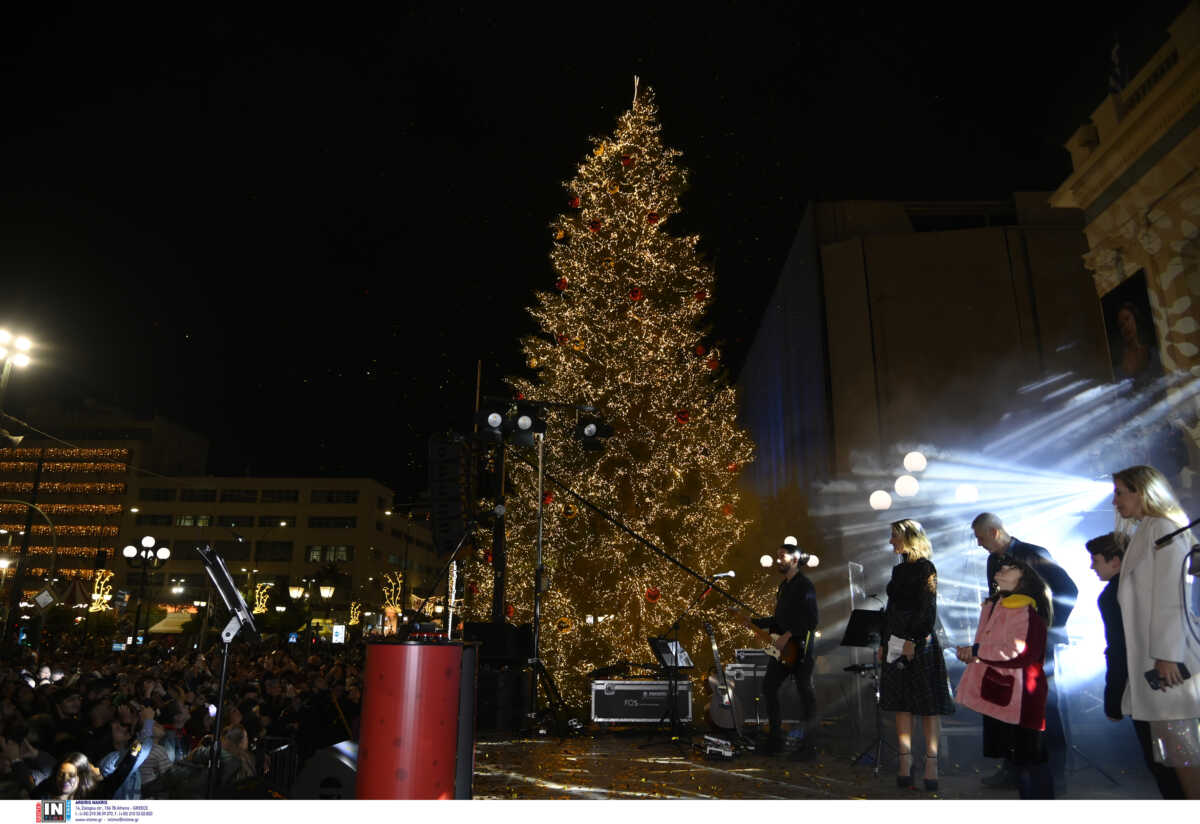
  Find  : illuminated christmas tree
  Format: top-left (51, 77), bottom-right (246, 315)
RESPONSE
top-left (466, 84), bottom-right (760, 706)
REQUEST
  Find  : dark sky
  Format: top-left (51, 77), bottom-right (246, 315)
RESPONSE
top-left (0, 2), bottom-right (1188, 498)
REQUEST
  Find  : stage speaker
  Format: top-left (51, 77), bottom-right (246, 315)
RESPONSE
top-left (462, 621), bottom-right (532, 664)
top-left (292, 740), bottom-right (357, 799)
top-left (476, 664), bottom-right (531, 732)
top-left (428, 433), bottom-right (473, 557)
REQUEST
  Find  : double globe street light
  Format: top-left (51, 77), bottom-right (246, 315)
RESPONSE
top-left (123, 535), bottom-right (170, 643)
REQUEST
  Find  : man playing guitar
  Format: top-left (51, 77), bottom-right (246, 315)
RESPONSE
top-left (746, 538), bottom-right (819, 759)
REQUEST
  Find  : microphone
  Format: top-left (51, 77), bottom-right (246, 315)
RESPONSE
top-left (711, 570), bottom-right (736, 579)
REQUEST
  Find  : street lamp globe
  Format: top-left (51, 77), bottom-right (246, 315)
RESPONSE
top-left (140, 535), bottom-right (155, 549)
top-left (288, 586), bottom-right (304, 600)
top-left (319, 585), bottom-right (335, 600)
top-left (123, 545), bottom-right (137, 559)
top-left (155, 547), bottom-right (170, 561)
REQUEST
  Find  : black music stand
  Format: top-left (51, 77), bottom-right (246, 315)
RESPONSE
top-left (638, 635), bottom-right (695, 752)
top-left (841, 608), bottom-right (894, 776)
top-left (195, 543), bottom-right (259, 799)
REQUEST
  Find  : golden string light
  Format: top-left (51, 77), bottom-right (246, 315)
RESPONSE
top-left (0, 524), bottom-right (118, 536)
top-left (22, 547), bottom-right (108, 557)
top-left (381, 572), bottom-right (404, 611)
top-left (253, 583), bottom-right (271, 614)
top-left (89, 570), bottom-right (114, 612)
top-left (349, 600), bottom-right (362, 626)
top-left (0, 462), bottom-right (128, 473)
top-left (0, 448), bottom-right (129, 460)
top-left (0, 504), bottom-right (123, 515)
top-left (26, 569), bottom-right (97, 579)
top-left (463, 87), bottom-right (761, 705)
top-left (0, 483), bottom-right (126, 495)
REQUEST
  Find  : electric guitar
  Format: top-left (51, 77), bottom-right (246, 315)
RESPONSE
top-left (729, 608), bottom-right (808, 669)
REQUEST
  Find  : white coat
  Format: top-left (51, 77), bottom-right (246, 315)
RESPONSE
top-left (1117, 515), bottom-right (1200, 720)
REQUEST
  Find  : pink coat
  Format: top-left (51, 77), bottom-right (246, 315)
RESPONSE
top-left (954, 595), bottom-right (1048, 729)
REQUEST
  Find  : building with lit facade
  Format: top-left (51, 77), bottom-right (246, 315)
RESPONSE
top-left (122, 476), bottom-right (439, 633)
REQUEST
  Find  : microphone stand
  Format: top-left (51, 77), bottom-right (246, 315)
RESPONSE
top-left (1154, 515), bottom-right (1200, 547)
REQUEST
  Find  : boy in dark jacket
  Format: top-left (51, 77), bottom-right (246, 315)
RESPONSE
top-left (1085, 532), bottom-right (1184, 799)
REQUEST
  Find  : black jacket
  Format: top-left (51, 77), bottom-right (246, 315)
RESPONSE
top-left (884, 558), bottom-right (939, 643)
top-left (753, 572), bottom-right (818, 651)
top-left (1098, 575), bottom-right (1127, 720)
top-left (987, 537), bottom-right (1078, 631)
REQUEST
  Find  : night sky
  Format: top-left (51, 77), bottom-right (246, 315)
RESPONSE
top-left (0, 3), bottom-right (1188, 499)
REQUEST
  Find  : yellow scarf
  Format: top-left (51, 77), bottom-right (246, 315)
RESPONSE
top-left (999, 594), bottom-right (1035, 609)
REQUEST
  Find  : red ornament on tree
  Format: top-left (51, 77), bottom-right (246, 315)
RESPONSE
top-left (694, 289), bottom-right (707, 302)
top-left (568, 195), bottom-right (580, 208)
top-left (515, 391), bottom-right (525, 400)
top-left (485, 551), bottom-right (494, 564)
top-left (675, 409), bottom-right (690, 425)
top-left (542, 491), bottom-right (555, 505)
top-left (721, 503), bottom-right (734, 517)
top-left (555, 277), bottom-right (568, 291)
top-left (505, 603), bottom-right (515, 619)
top-left (647, 211), bottom-right (659, 224)
top-left (694, 344), bottom-right (706, 356)
top-left (629, 287), bottom-right (643, 301)
top-left (645, 587), bottom-right (660, 603)
top-left (726, 461), bottom-right (740, 473)
top-left (587, 219), bottom-right (603, 232)
top-left (706, 357), bottom-right (719, 370)
top-left (620, 155), bottom-right (633, 167)
top-left (556, 333), bottom-right (568, 345)
top-left (468, 582), bottom-right (479, 595)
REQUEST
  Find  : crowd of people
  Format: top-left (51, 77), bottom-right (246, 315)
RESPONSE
top-left (874, 464), bottom-right (1200, 800)
top-left (0, 641), bottom-right (364, 800)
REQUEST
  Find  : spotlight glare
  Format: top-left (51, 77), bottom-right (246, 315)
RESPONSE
top-left (954, 484), bottom-right (979, 503)
top-left (894, 474), bottom-right (919, 497)
top-left (869, 490), bottom-right (893, 510)
top-left (903, 451), bottom-right (927, 472)
top-left (759, 554), bottom-right (774, 568)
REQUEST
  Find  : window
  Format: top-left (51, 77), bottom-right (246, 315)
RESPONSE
top-left (306, 546), bottom-right (323, 563)
top-left (255, 541), bottom-right (294, 562)
top-left (180, 489), bottom-right (217, 502)
top-left (387, 554), bottom-right (399, 565)
top-left (220, 489), bottom-right (258, 503)
top-left (308, 516), bottom-right (356, 529)
top-left (135, 513), bottom-right (172, 526)
top-left (195, 515), bottom-right (211, 527)
top-left (175, 514), bottom-right (195, 527)
top-left (213, 540), bottom-right (250, 562)
top-left (216, 515), bottom-right (255, 528)
top-left (138, 488), bottom-right (176, 502)
top-left (377, 497), bottom-right (385, 510)
top-left (311, 489), bottom-right (359, 504)
top-left (327, 545), bottom-right (353, 562)
top-left (261, 489), bottom-right (299, 503)
top-left (258, 515), bottom-right (296, 527)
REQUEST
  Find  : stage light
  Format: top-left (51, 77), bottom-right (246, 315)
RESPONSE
top-left (574, 416), bottom-right (614, 451)
top-left (487, 412), bottom-right (503, 429)
top-left (903, 451), bottom-right (927, 472)
top-left (869, 490), bottom-right (892, 510)
top-left (894, 475), bottom-right (919, 497)
top-left (759, 554), bottom-right (773, 568)
top-left (954, 484), bottom-right (979, 503)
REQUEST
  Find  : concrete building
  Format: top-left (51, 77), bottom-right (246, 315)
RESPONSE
top-left (1052, 0), bottom-right (1200, 468)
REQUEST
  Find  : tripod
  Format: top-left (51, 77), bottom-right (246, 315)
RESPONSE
top-left (639, 585), bottom-right (705, 751)
top-left (528, 432), bottom-right (567, 733)
top-left (842, 608), bottom-right (894, 776)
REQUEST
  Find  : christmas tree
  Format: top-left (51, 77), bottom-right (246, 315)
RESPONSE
top-left (466, 83), bottom-right (761, 706)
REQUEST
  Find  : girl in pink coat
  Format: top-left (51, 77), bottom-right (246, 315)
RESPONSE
top-left (955, 558), bottom-right (1053, 799)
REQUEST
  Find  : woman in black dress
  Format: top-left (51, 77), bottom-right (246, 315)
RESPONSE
top-left (878, 518), bottom-right (954, 790)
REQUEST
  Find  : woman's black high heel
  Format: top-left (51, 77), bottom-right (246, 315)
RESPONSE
top-left (923, 753), bottom-right (938, 792)
top-left (896, 750), bottom-right (913, 788)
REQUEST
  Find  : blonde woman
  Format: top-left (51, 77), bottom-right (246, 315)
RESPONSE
top-left (1112, 465), bottom-right (1200, 799)
top-left (878, 519), bottom-right (954, 790)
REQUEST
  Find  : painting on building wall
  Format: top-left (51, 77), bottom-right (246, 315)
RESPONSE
top-left (1101, 270), bottom-right (1162, 389)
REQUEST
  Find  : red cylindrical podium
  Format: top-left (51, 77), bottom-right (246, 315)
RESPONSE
top-left (357, 642), bottom-right (465, 799)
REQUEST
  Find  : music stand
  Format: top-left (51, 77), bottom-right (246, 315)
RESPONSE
top-left (840, 608), bottom-right (893, 775)
top-left (195, 543), bottom-right (259, 799)
top-left (638, 635), bottom-right (694, 751)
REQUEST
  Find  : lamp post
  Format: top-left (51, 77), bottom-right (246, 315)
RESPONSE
top-left (122, 535), bottom-right (170, 644)
top-left (319, 584), bottom-right (334, 641)
top-left (0, 330), bottom-right (32, 438)
top-left (289, 580), bottom-right (313, 646)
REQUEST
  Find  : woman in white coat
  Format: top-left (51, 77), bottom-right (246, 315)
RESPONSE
top-left (1112, 465), bottom-right (1200, 798)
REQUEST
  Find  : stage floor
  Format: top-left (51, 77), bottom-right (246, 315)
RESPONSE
top-left (472, 725), bottom-right (1163, 800)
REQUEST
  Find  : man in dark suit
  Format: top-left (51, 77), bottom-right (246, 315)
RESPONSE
top-left (1086, 532), bottom-right (1185, 798)
top-left (972, 512), bottom-right (1078, 789)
